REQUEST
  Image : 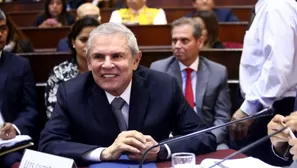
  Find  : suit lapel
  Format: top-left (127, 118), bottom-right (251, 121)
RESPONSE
top-left (195, 58), bottom-right (209, 112)
top-left (88, 81), bottom-right (120, 134)
top-left (128, 71), bottom-right (150, 131)
top-left (168, 58), bottom-right (182, 87)
top-left (0, 52), bottom-right (11, 111)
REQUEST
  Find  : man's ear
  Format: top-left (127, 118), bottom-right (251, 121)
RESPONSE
top-left (197, 36), bottom-right (205, 49)
top-left (133, 51), bottom-right (142, 70)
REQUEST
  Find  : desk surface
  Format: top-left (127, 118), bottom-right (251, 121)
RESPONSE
top-left (12, 149), bottom-right (246, 168)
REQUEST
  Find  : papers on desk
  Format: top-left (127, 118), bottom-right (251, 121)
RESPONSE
top-left (199, 157), bottom-right (281, 168)
top-left (0, 135), bottom-right (33, 156)
top-left (0, 135), bottom-right (32, 148)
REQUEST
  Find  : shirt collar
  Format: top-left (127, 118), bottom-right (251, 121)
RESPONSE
top-left (105, 80), bottom-right (132, 105)
top-left (0, 51), bottom-right (2, 60)
top-left (178, 57), bottom-right (199, 72)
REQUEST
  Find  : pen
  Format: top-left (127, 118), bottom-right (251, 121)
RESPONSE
top-left (281, 122), bottom-right (296, 139)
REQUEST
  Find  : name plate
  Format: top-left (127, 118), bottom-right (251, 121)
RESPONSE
top-left (19, 149), bottom-right (75, 168)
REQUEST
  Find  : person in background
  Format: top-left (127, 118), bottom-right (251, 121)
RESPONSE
top-left (192, 10), bottom-right (224, 49)
top-left (35, 0), bottom-right (75, 28)
top-left (38, 22), bottom-right (216, 166)
top-left (109, 0), bottom-right (167, 25)
top-left (185, 0), bottom-right (239, 22)
top-left (56, 2), bottom-right (101, 52)
top-left (0, 9), bottom-right (38, 168)
top-left (4, 16), bottom-right (34, 53)
top-left (45, 16), bottom-right (99, 118)
top-left (150, 17), bottom-right (231, 150)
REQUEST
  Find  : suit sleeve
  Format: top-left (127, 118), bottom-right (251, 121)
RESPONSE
top-left (211, 67), bottom-right (231, 144)
top-left (13, 59), bottom-right (38, 136)
top-left (168, 77), bottom-right (217, 155)
top-left (38, 83), bottom-right (99, 162)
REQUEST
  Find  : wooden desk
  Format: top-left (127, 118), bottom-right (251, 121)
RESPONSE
top-left (7, 6), bottom-right (252, 27)
top-left (20, 24), bottom-right (247, 49)
top-left (18, 48), bottom-right (241, 83)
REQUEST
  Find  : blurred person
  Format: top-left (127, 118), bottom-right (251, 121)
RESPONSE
top-left (192, 10), bottom-right (224, 49)
top-left (186, 0), bottom-right (239, 22)
top-left (57, 2), bottom-right (101, 52)
top-left (0, 9), bottom-right (38, 168)
top-left (109, 0), bottom-right (167, 25)
top-left (35, 0), bottom-right (75, 28)
top-left (45, 17), bottom-right (99, 118)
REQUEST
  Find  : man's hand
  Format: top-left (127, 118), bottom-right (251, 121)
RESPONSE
top-left (284, 112), bottom-right (297, 132)
top-left (128, 135), bottom-right (160, 162)
top-left (0, 123), bottom-right (17, 140)
top-left (229, 109), bottom-right (253, 140)
top-left (268, 114), bottom-right (290, 156)
top-left (289, 138), bottom-right (297, 160)
top-left (100, 130), bottom-right (146, 161)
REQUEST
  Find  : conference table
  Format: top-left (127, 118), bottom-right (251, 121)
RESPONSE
top-left (12, 149), bottom-right (246, 168)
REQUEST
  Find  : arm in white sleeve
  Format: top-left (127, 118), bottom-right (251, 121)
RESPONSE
top-left (82, 147), bottom-right (106, 161)
top-left (153, 9), bottom-right (167, 25)
top-left (109, 10), bottom-right (122, 23)
top-left (241, 6), bottom-right (297, 115)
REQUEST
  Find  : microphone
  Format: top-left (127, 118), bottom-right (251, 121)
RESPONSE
top-left (138, 107), bottom-right (275, 168)
top-left (209, 126), bottom-right (288, 168)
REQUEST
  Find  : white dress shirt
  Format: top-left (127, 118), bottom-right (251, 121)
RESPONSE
top-left (0, 51), bottom-right (21, 135)
top-left (240, 0), bottom-right (297, 115)
top-left (109, 7), bottom-right (167, 25)
top-left (83, 80), bottom-right (171, 161)
top-left (179, 57), bottom-right (199, 112)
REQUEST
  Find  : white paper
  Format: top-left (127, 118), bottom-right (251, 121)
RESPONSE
top-left (198, 157), bottom-right (281, 168)
top-left (0, 135), bottom-right (31, 148)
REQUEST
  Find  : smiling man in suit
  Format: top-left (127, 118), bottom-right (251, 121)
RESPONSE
top-left (39, 22), bottom-right (216, 166)
top-left (150, 17), bottom-right (231, 150)
top-left (0, 9), bottom-right (38, 168)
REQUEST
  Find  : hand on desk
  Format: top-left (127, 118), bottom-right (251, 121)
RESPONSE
top-left (101, 130), bottom-right (159, 162)
top-left (0, 123), bottom-right (16, 140)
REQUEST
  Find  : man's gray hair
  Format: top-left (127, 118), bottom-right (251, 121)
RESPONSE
top-left (0, 9), bottom-right (6, 21)
top-left (86, 22), bottom-right (139, 57)
top-left (171, 17), bottom-right (202, 39)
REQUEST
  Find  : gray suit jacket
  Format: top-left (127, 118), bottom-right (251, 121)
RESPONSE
top-left (150, 56), bottom-right (231, 145)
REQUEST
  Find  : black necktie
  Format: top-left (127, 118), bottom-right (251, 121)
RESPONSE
top-left (248, 8), bottom-right (256, 29)
top-left (111, 97), bottom-right (127, 131)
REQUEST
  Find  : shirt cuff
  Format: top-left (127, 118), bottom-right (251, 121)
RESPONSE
top-left (271, 144), bottom-right (290, 161)
top-left (240, 100), bottom-right (262, 115)
top-left (12, 124), bottom-right (21, 135)
top-left (164, 144), bottom-right (171, 159)
top-left (82, 147), bottom-right (106, 161)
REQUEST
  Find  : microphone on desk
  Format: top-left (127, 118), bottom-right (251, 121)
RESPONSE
top-left (209, 126), bottom-right (288, 168)
top-left (138, 107), bottom-right (275, 168)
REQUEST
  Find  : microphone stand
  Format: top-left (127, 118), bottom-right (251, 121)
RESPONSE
top-left (138, 107), bottom-right (274, 168)
top-left (209, 126), bottom-right (288, 168)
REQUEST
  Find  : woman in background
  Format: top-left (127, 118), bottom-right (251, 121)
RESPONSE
top-left (45, 16), bottom-right (99, 118)
top-left (193, 10), bottom-right (225, 49)
top-left (35, 0), bottom-right (75, 28)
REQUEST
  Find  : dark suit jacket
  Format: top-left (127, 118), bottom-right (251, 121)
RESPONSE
top-left (185, 8), bottom-right (239, 22)
top-left (38, 66), bottom-right (216, 166)
top-left (56, 37), bottom-right (71, 52)
top-left (150, 56), bottom-right (231, 146)
top-left (0, 51), bottom-right (38, 136)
